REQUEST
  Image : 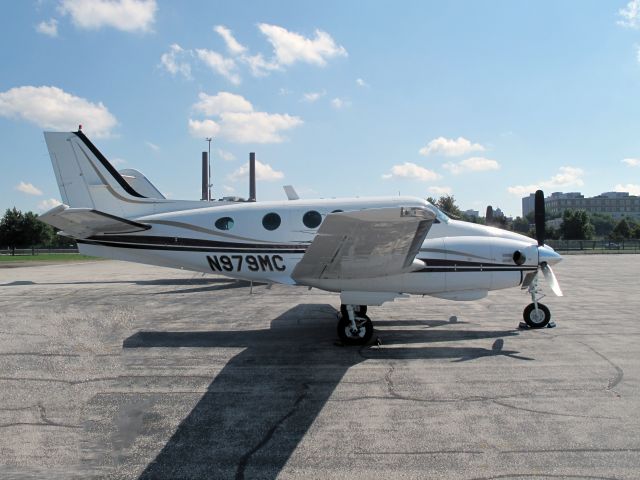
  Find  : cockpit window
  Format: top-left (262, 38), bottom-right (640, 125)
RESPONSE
top-left (427, 203), bottom-right (449, 224)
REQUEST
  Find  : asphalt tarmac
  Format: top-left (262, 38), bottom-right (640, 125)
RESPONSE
top-left (0, 255), bottom-right (638, 479)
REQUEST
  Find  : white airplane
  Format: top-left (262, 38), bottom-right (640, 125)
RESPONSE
top-left (39, 130), bottom-right (563, 345)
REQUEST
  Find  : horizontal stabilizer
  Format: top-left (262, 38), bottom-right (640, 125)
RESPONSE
top-left (292, 206), bottom-right (435, 281)
top-left (39, 204), bottom-right (150, 238)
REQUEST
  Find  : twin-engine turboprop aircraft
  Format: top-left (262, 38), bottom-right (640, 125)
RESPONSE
top-left (40, 130), bottom-right (563, 345)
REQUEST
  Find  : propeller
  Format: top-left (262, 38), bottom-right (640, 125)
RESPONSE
top-left (533, 189), bottom-right (563, 297)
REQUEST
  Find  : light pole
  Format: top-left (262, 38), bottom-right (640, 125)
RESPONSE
top-left (206, 137), bottom-right (212, 201)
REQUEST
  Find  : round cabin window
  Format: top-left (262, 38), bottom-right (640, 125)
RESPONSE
top-left (302, 210), bottom-right (322, 229)
top-left (331, 209), bottom-right (344, 213)
top-left (215, 217), bottom-right (234, 230)
top-left (262, 212), bottom-right (281, 231)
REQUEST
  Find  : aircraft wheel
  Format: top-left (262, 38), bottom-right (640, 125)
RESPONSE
top-left (523, 303), bottom-right (551, 329)
top-left (340, 304), bottom-right (367, 318)
top-left (337, 314), bottom-right (373, 345)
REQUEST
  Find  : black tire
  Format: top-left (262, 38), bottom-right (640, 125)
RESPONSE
top-left (523, 303), bottom-right (551, 329)
top-left (337, 314), bottom-right (373, 345)
top-left (340, 304), bottom-right (367, 318)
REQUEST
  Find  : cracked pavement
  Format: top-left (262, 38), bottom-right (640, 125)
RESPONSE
top-left (0, 255), bottom-right (639, 479)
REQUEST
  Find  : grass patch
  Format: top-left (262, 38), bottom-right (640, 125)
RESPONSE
top-left (0, 253), bottom-right (100, 262)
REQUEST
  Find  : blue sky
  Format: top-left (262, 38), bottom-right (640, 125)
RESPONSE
top-left (1, 0), bottom-right (639, 217)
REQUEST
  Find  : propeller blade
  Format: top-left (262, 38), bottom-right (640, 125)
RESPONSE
top-left (534, 189), bottom-right (545, 247)
top-left (541, 263), bottom-right (563, 297)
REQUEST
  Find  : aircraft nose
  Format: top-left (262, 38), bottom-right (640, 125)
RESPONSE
top-left (538, 245), bottom-right (562, 265)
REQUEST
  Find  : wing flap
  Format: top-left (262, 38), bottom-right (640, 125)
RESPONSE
top-left (292, 206), bottom-right (434, 281)
top-left (39, 204), bottom-right (150, 238)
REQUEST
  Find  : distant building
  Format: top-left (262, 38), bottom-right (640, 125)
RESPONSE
top-left (494, 207), bottom-right (505, 218)
top-left (464, 209), bottom-right (479, 219)
top-left (522, 194), bottom-right (536, 217)
top-left (522, 191), bottom-right (640, 219)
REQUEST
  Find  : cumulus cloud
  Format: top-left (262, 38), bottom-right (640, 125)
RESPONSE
top-left (618, 0), bottom-right (640, 28)
top-left (443, 157), bottom-right (500, 174)
top-left (507, 166), bottom-right (585, 196)
top-left (192, 92), bottom-right (252, 116)
top-left (356, 78), bottom-right (369, 87)
top-left (38, 198), bottom-right (62, 211)
top-left (0, 85), bottom-right (117, 137)
top-left (189, 91), bottom-right (302, 143)
top-left (622, 158), bottom-right (640, 167)
top-left (145, 141), bottom-right (159, 151)
top-left (331, 97), bottom-right (350, 109)
top-left (229, 160), bottom-right (284, 182)
top-left (160, 44), bottom-right (192, 79)
top-left (217, 149), bottom-right (235, 161)
top-left (15, 182), bottom-right (43, 196)
top-left (614, 183), bottom-right (640, 195)
top-left (214, 25), bottom-right (246, 55)
top-left (419, 136), bottom-right (485, 157)
top-left (36, 18), bottom-right (58, 37)
top-left (428, 186), bottom-right (452, 195)
top-left (195, 49), bottom-right (241, 85)
top-left (382, 162), bottom-right (441, 182)
top-left (59, 0), bottom-right (157, 32)
top-left (257, 23), bottom-right (347, 67)
top-left (301, 91), bottom-right (325, 103)
top-left (188, 119), bottom-right (220, 138)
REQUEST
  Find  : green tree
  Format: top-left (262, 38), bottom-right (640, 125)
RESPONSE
top-left (632, 224), bottom-right (640, 239)
top-left (560, 209), bottom-right (594, 240)
top-left (512, 216), bottom-right (530, 233)
top-left (22, 211), bottom-right (47, 255)
top-left (435, 195), bottom-right (462, 218)
top-left (589, 213), bottom-right (616, 238)
top-left (611, 218), bottom-right (631, 240)
top-left (0, 208), bottom-right (27, 255)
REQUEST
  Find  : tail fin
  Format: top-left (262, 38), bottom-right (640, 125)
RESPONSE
top-left (44, 130), bottom-right (158, 217)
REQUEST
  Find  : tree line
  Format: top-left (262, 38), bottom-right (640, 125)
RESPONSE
top-left (0, 208), bottom-right (76, 255)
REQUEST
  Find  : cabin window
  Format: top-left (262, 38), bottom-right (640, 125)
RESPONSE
top-left (262, 212), bottom-right (281, 231)
top-left (302, 210), bottom-right (322, 229)
top-left (331, 209), bottom-right (343, 213)
top-left (215, 217), bottom-right (234, 230)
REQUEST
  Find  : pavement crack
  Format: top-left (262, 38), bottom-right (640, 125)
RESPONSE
top-left (235, 383), bottom-right (309, 480)
top-left (491, 399), bottom-right (618, 420)
top-left (576, 340), bottom-right (624, 394)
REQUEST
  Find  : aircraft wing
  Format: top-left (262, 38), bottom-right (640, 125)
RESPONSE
top-left (291, 206), bottom-right (434, 281)
top-left (39, 204), bottom-right (150, 238)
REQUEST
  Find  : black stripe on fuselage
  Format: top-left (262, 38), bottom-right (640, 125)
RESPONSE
top-left (74, 130), bottom-right (147, 199)
top-left (79, 234), bottom-right (308, 254)
top-left (414, 258), bottom-right (537, 273)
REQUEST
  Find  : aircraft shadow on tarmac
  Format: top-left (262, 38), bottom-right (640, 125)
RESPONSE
top-left (122, 304), bottom-right (529, 480)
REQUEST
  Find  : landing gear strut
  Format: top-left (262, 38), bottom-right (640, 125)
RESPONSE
top-left (337, 304), bottom-right (373, 345)
top-left (522, 274), bottom-right (552, 329)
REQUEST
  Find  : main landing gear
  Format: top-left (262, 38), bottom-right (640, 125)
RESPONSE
top-left (521, 273), bottom-right (554, 329)
top-left (337, 304), bottom-right (373, 345)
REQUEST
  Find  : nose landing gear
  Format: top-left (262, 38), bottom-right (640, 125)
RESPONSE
top-left (337, 304), bottom-right (373, 345)
top-left (521, 273), bottom-right (554, 329)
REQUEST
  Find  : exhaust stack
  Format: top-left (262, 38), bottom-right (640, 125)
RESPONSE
top-left (201, 152), bottom-right (208, 201)
top-left (249, 152), bottom-right (256, 202)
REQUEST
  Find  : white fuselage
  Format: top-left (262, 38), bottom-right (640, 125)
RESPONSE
top-left (77, 196), bottom-right (548, 301)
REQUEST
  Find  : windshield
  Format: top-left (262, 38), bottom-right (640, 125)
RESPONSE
top-left (427, 203), bottom-right (450, 224)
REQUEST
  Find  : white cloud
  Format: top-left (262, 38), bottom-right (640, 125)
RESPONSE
top-left (618, 0), bottom-right (640, 28)
top-left (356, 78), bottom-right (369, 87)
top-left (36, 18), bottom-right (58, 37)
top-left (160, 44), bottom-right (192, 79)
top-left (257, 23), bottom-right (347, 67)
top-left (331, 97), bottom-right (350, 109)
top-left (38, 198), bottom-right (62, 211)
top-left (59, 0), bottom-right (157, 32)
top-left (428, 186), bottom-right (452, 195)
top-left (192, 92), bottom-right (252, 116)
top-left (222, 185), bottom-right (235, 194)
top-left (614, 183), bottom-right (640, 195)
top-left (111, 157), bottom-right (127, 166)
top-left (241, 53), bottom-right (280, 77)
top-left (301, 91), bottom-right (325, 103)
top-left (15, 182), bottom-right (43, 196)
top-left (189, 92), bottom-right (302, 143)
top-left (382, 162), bottom-right (441, 182)
top-left (229, 160), bottom-right (284, 182)
top-left (507, 166), bottom-right (585, 196)
top-left (217, 149), bottom-right (235, 161)
top-left (0, 85), bottom-right (117, 137)
top-left (443, 157), bottom-right (500, 174)
top-left (419, 136), bottom-right (485, 157)
top-left (622, 158), bottom-right (640, 167)
top-left (195, 48), bottom-right (241, 85)
top-left (145, 141), bottom-right (159, 151)
top-left (214, 25), bottom-right (246, 55)
top-left (188, 119), bottom-right (220, 138)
